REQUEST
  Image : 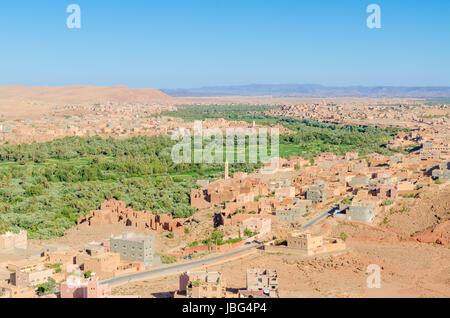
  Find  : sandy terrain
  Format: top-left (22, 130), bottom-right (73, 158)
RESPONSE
top-left (111, 185), bottom-right (450, 298)
top-left (111, 238), bottom-right (450, 298)
top-left (0, 85), bottom-right (173, 120)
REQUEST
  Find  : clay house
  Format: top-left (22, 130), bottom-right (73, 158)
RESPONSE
top-left (274, 186), bottom-right (296, 199)
top-left (190, 173), bottom-right (269, 209)
top-left (276, 199), bottom-right (312, 222)
top-left (0, 281), bottom-right (35, 298)
top-left (318, 152), bottom-right (338, 161)
top-left (85, 242), bottom-right (108, 256)
top-left (345, 152), bottom-right (359, 161)
top-left (369, 154), bottom-right (390, 167)
top-left (78, 252), bottom-right (118, 278)
top-left (350, 160), bottom-right (369, 173)
top-left (277, 231), bottom-right (347, 256)
top-left (8, 260), bottom-right (54, 289)
top-left (432, 162), bottom-right (450, 181)
top-left (177, 271), bottom-right (227, 298)
top-left (349, 176), bottom-right (370, 188)
top-left (47, 250), bottom-right (78, 268)
top-left (396, 181), bottom-right (416, 193)
top-left (287, 232), bottom-right (323, 251)
top-left (0, 231), bottom-right (27, 250)
top-left (306, 182), bottom-right (328, 204)
top-left (239, 269), bottom-right (279, 298)
top-left (60, 276), bottom-right (111, 299)
top-left (240, 218), bottom-right (272, 237)
top-left (288, 156), bottom-right (309, 168)
top-left (375, 184), bottom-right (398, 200)
top-left (78, 199), bottom-right (186, 234)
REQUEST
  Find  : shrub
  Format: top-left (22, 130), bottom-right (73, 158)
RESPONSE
top-left (187, 241), bottom-right (199, 247)
top-left (36, 277), bottom-right (56, 295)
top-left (160, 254), bottom-right (178, 264)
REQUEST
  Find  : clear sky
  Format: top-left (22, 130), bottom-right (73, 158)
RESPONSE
top-left (1, 0), bottom-right (449, 89)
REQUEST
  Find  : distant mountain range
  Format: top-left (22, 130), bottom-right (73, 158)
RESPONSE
top-left (162, 84), bottom-right (450, 98)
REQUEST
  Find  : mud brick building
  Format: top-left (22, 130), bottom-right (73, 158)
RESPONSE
top-left (77, 200), bottom-right (185, 234)
top-left (0, 231), bottom-right (27, 250)
top-left (81, 252), bottom-right (144, 279)
top-left (9, 261), bottom-right (54, 289)
top-left (60, 276), bottom-right (111, 299)
top-left (177, 271), bottom-right (227, 298)
top-left (240, 218), bottom-right (271, 236)
top-left (239, 269), bottom-right (279, 298)
top-left (190, 173), bottom-right (269, 209)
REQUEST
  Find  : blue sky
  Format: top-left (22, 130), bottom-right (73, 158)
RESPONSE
top-left (0, 0), bottom-right (449, 88)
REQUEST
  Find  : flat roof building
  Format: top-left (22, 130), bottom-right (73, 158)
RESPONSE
top-left (348, 201), bottom-right (376, 223)
top-left (110, 232), bottom-right (154, 266)
top-left (178, 271), bottom-right (227, 298)
top-left (0, 231), bottom-right (27, 250)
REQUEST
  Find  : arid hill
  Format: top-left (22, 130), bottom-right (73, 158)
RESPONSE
top-left (0, 85), bottom-right (173, 119)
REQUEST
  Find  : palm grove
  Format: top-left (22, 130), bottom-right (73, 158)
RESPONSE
top-left (0, 105), bottom-right (401, 239)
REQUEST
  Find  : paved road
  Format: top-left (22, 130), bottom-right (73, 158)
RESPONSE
top-left (301, 206), bottom-right (339, 230)
top-left (101, 243), bottom-right (260, 286)
top-left (101, 206), bottom-right (337, 287)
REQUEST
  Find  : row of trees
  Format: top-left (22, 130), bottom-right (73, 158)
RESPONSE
top-left (161, 105), bottom-right (402, 158)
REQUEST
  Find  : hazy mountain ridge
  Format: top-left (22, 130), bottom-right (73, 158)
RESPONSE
top-left (162, 84), bottom-right (450, 98)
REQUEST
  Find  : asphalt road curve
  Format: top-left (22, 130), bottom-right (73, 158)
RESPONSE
top-left (101, 242), bottom-right (260, 286)
top-left (301, 206), bottom-right (339, 230)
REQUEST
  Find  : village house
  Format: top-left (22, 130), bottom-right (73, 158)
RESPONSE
top-left (239, 269), bottom-right (279, 298)
top-left (276, 199), bottom-right (312, 222)
top-left (0, 281), bottom-right (35, 298)
top-left (110, 232), bottom-right (154, 267)
top-left (432, 162), bottom-right (450, 181)
top-left (0, 231), bottom-right (27, 250)
top-left (60, 276), bottom-right (111, 299)
top-left (240, 217), bottom-right (272, 237)
top-left (288, 232), bottom-right (323, 251)
top-left (274, 186), bottom-right (296, 199)
top-left (306, 182), bottom-right (327, 204)
top-left (176, 271), bottom-right (227, 298)
top-left (345, 152), bottom-right (359, 161)
top-left (347, 201), bottom-right (376, 223)
top-left (8, 260), bottom-right (54, 289)
top-left (78, 199), bottom-right (186, 234)
top-left (266, 231), bottom-right (346, 257)
top-left (81, 252), bottom-right (144, 280)
top-left (47, 249), bottom-right (78, 268)
top-left (190, 172), bottom-right (269, 209)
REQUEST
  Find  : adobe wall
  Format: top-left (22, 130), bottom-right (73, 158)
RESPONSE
top-left (77, 200), bottom-right (186, 234)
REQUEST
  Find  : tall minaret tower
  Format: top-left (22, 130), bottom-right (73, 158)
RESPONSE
top-left (225, 160), bottom-right (229, 180)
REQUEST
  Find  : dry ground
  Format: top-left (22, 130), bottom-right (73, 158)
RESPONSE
top-left (111, 185), bottom-right (450, 298)
top-left (112, 239), bottom-right (450, 298)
